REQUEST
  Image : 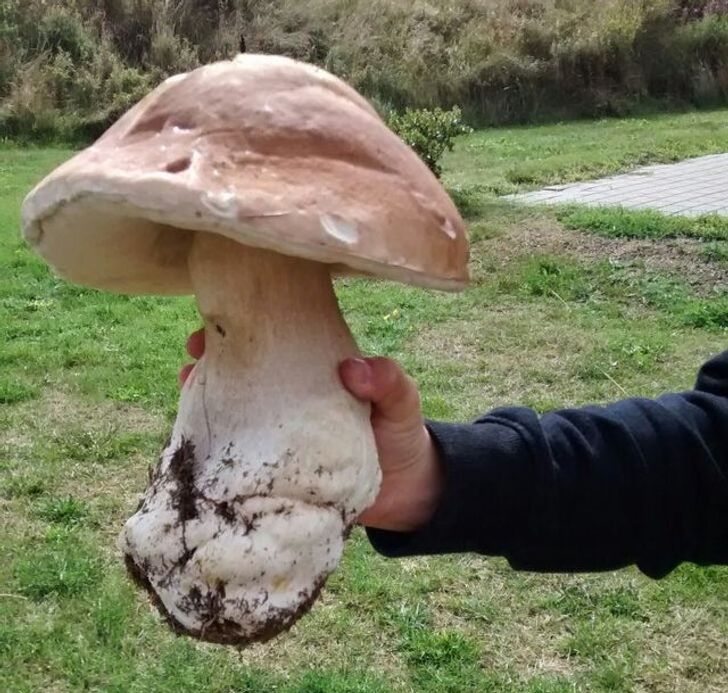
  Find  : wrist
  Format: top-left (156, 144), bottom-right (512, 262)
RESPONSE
top-left (403, 428), bottom-right (443, 530)
top-left (362, 427), bottom-right (443, 533)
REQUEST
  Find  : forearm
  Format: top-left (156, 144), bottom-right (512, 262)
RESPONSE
top-left (368, 352), bottom-right (728, 578)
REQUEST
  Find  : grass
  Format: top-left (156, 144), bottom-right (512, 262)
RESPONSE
top-left (2, 109), bottom-right (728, 691)
top-left (14, 527), bottom-right (102, 600)
top-left (34, 495), bottom-right (89, 526)
top-left (702, 241), bottom-right (728, 264)
top-left (443, 108), bottom-right (728, 195)
top-left (557, 206), bottom-right (728, 241)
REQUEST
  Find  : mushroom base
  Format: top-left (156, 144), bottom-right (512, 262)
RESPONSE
top-left (120, 234), bottom-right (380, 645)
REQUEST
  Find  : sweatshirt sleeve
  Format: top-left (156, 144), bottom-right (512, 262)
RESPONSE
top-left (366, 351), bottom-right (728, 578)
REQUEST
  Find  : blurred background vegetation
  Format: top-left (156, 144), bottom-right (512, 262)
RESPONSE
top-left (2, 0), bottom-right (728, 143)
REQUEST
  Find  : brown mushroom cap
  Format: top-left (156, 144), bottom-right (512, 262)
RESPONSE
top-left (21, 54), bottom-right (469, 293)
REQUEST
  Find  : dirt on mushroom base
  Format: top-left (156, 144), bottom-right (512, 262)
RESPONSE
top-left (125, 435), bottom-right (335, 646)
top-left (125, 549), bottom-right (328, 646)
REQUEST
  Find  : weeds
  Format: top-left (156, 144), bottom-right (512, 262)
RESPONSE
top-left (35, 495), bottom-right (88, 526)
top-left (4, 1), bottom-right (728, 141)
top-left (558, 206), bottom-right (728, 241)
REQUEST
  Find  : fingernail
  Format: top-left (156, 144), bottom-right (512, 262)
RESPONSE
top-left (346, 358), bottom-right (371, 388)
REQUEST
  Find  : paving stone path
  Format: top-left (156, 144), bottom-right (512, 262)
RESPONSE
top-left (509, 153), bottom-right (728, 216)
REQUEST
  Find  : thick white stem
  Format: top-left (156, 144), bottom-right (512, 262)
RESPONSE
top-left (120, 234), bottom-right (379, 644)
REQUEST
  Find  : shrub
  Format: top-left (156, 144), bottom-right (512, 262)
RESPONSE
top-left (148, 27), bottom-right (199, 75)
top-left (39, 8), bottom-right (95, 64)
top-left (387, 106), bottom-right (471, 177)
top-left (4, 1), bottom-right (728, 143)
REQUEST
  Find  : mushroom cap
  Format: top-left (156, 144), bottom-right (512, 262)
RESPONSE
top-left (21, 54), bottom-right (469, 293)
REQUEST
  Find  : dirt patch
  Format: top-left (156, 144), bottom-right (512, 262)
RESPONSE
top-left (2, 389), bottom-right (167, 531)
top-left (481, 218), bottom-right (728, 296)
top-left (410, 327), bottom-right (483, 366)
top-left (1, 390), bottom-right (164, 449)
top-left (409, 303), bottom-right (606, 416)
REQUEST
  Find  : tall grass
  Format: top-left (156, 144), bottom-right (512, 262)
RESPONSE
top-left (2, 0), bottom-right (728, 142)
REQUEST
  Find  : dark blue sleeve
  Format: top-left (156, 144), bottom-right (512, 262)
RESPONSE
top-left (366, 350), bottom-right (728, 578)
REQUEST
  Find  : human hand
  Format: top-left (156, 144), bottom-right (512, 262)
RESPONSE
top-left (338, 357), bottom-right (443, 532)
top-left (180, 331), bottom-right (442, 532)
top-left (179, 328), bottom-right (205, 387)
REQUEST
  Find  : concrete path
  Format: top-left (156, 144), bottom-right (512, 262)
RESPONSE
top-left (508, 153), bottom-right (728, 216)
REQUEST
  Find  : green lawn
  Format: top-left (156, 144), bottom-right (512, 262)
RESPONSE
top-left (3, 109), bottom-right (728, 692)
top-left (444, 108), bottom-right (728, 195)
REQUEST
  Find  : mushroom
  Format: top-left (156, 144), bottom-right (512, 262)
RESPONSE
top-left (21, 54), bottom-right (469, 645)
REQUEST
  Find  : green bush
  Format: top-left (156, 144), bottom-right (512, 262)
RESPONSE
top-left (0, 40), bottom-right (151, 143)
top-left (4, 1), bottom-right (728, 143)
top-left (39, 8), bottom-right (95, 64)
top-left (388, 107), bottom-right (471, 177)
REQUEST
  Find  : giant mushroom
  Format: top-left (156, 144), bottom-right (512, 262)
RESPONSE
top-left (21, 54), bottom-right (469, 645)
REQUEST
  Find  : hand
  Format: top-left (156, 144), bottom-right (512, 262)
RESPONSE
top-left (338, 357), bottom-right (443, 532)
top-left (180, 331), bottom-right (442, 532)
top-left (179, 328), bottom-right (204, 386)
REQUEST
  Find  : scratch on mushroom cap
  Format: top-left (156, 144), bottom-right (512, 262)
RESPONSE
top-left (20, 54), bottom-right (469, 295)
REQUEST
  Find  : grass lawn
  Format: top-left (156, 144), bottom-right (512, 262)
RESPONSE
top-left (3, 108), bottom-right (728, 692)
top-left (445, 108), bottom-right (728, 195)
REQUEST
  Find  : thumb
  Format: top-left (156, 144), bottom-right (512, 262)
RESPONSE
top-left (339, 357), bottom-right (422, 426)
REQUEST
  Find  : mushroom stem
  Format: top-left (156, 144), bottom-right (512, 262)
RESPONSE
top-left (187, 233), bottom-right (372, 467)
top-left (120, 233), bottom-right (379, 644)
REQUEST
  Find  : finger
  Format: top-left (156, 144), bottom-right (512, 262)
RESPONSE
top-left (186, 328), bottom-right (205, 359)
top-left (366, 357), bottom-right (422, 425)
top-left (340, 357), bottom-right (421, 425)
top-left (339, 358), bottom-right (375, 400)
top-left (357, 504), bottom-right (379, 528)
top-left (179, 363), bottom-right (195, 387)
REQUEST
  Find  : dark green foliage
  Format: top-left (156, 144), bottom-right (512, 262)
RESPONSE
top-left (4, 1), bottom-right (728, 142)
top-left (388, 107), bottom-right (471, 177)
top-left (39, 9), bottom-right (96, 63)
top-left (681, 296), bottom-right (728, 329)
top-left (518, 257), bottom-right (597, 303)
top-left (558, 206), bottom-right (728, 240)
top-left (701, 240), bottom-right (728, 262)
top-left (35, 496), bottom-right (89, 526)
top-left (0, 381), bottom-right (37, 404)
